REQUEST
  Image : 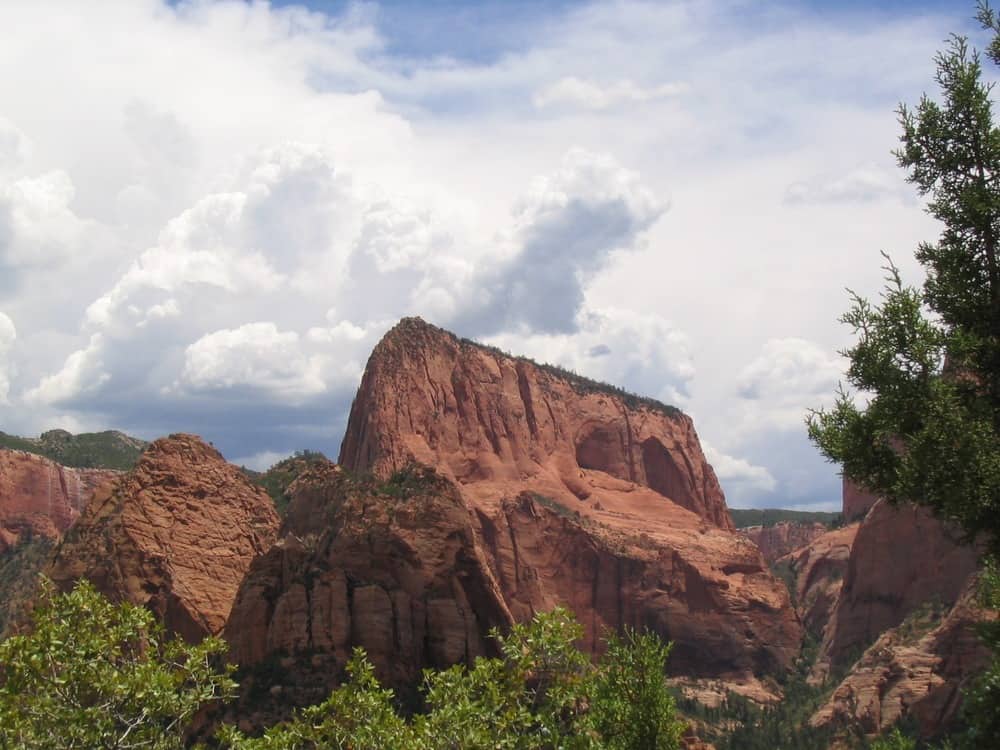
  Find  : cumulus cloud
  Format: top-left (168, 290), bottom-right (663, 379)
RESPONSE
top-left (703, 442), bottom-right (777, 493)
top-left (736, 337), bottom-right (843, 412)
top-left (179, 322), bottom-right (327, 400)
top-left (24, 334), bottom-right (109, 406)
top-left (0, 170), bottom-right (93, 270)
top-left (533, 77), bottom-right (687, 111)
top-left (459, 148), bottom-right (666, 335)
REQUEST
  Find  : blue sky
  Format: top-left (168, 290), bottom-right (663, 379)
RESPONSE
top-left (0, 0), bottom-right (988, 510)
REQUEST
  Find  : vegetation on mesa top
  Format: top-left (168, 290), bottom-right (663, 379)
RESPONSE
top-left (729, 508), bottom-right (843, 530)
top-left (0, 429), bottom-right (146, 470)
top-left (248, 449), bottom-right (331, 517)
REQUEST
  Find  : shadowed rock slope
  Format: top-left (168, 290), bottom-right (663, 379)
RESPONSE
top-left (46, 434), bottom-right (280, 642)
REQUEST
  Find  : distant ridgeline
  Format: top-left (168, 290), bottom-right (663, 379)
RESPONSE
top-left (730, 508), bottom-right (843, 529)
top-left (0, 429), bottom-right (147, 470)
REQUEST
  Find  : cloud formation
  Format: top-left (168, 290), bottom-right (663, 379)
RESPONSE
top-left (533, 77), bottom-right (687, 111)
top-left (0, 0), bottom-right (966, 509)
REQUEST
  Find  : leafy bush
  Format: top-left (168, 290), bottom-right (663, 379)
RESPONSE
top-left (0, 579), bottom-right (236, 749)
top-left (219, 607), bottom-right (686, 750)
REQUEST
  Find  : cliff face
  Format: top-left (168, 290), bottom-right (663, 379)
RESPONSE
top-left (225, 319), bottom-right (801, 720)
top-left (810, 581), bottom-right (996, 739)
top-left (46, 434), bottom-right (280, 642)
top-left (226, 459), bottom-right (800, 724)
top-left (0, 448), bottom-right (119, 552)
top-left (777, 523), bottom-right (859, 639)
top-left (742, 521), bottom-right (828, 564)
top-left (842, 479), bottom-right (879, 522)
top-left (339, 318), bottom-right (732, 530)
top-left (816, 499), bottom-right (979, 674)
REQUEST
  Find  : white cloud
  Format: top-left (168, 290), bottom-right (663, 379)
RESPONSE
top-left (0, 0), bottom-right (967, 508)
top-left (784, 164), bottom-right (909, 205)
top-left (179, 322), bottom-right (327, 400)
top-left (0, 170), bottom-right (92, 268)
top-left (533, 76), bottom-right (687, 111)
top-left (0, 312), bottom-right (15, 404)
top-left (736, 337), bottom-right (843, 411)
top-left (458, 148), bottom-right (666, 335)
top-left (703, 442), bottom-right (777, 493)
top-left (24, 334), bottom-right (109, 406)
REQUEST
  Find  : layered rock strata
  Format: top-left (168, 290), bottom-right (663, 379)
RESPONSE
top-left (0, 448), bottom-right (119, 552)
top-left (816, 499), bottom-right (979, 673)
top-left (810, 581), bottom-right (995, 739)
top-left (46, 434), bottom-right (280, 641)
top-left (340, 317), bottom-right (733, 530)
top-left (225, 318), bottom-right (802, 717)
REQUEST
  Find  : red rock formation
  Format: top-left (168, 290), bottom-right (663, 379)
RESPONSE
top-left (810, 581), bottom-right (996, 739)
top-left (225, 320), bottom-right (802, 719)
top-left (339, 317), bottom-right (733, 530)
top-left (778, 523), bottom-right (858, 639)
top-left (816, 499), bottom-right (979, 676)
top-left (0, 448), bottom-right (119, 552)
top-left (843, 478), bottom-right (879, 522)
top-left (227, 460), bottom-right (800, 723)
top-left (46, 434), bottom-right (280, 642)
top-left (742, 521), bottom-right (828, 564)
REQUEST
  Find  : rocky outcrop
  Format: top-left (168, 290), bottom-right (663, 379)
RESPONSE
top-left (777, 523), bottom-right (858, 639)
top-left (810, 581), bottom-right (996, 739)
top-left (842, 479), bottom-right (879, 522)
top-left (227, 464), bottom-right (511, 707)
top-left (226, 460), bottom-right (801, 723)
top-left (816, 499), bottom-right (979, 674)
top-left (742, 521), bottom-right (828, 564)
top-left (0, 448), bottom-right (119, 552)
top-left (225, 320), bottom-right (802, 721)
top-left (46, 434), bottom-right (280, 642)
top-left (339, 317), bottom-right (733, 530)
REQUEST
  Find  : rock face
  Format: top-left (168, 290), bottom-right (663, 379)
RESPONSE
top-left (842, 479), bottom-right (879, 522)
top-left (742, 521), bottom-right (828, 564)
top-left (340, 318), bottom-right (733, 530)
top-left (227, 460), bottom-right (800, 721)
top-left (226, 319), bottom-right (802, 718)
top-left (46, 434), bottom-right (280, 642)
top-left (0, 448), bottom-right (119, 552)
top-left (778, 523), bottom-right (858, 639)
top-left (816, 499), bottom-right (979, 673)
top-left (810, 582), bottom-right (996, 739)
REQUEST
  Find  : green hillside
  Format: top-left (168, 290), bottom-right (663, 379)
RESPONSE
top-left (729, 508), bottom-right (842, 529)
top-left (0, 429), bottom-right (147, 470)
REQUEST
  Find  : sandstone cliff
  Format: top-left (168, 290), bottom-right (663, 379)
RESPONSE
top-left (743, 521), bottom-right (829, 564)
top-left (810, 581), bottom-right (996, 740)
top-left (0, 448), bottom-right (119, 552)
top-left (815, 499), bottom-right (979, 675)
top-left (340, 317), bottom-right (733, 529)
top-left (46, 434), bottom-right (280, 642)
top-left (225, 319), bottom-right (802, 720)
top-left (842, 479), bottom-right (879, 522)
top-left (777, 523), bottom-right (858, 640)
